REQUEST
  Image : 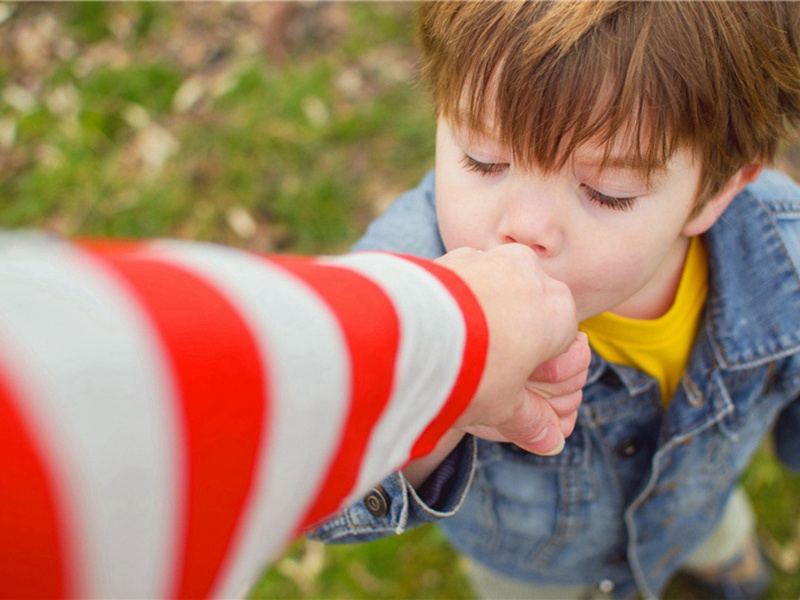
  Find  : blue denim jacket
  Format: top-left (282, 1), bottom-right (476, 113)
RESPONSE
top-left (311, 169), bottom-right (800, 599)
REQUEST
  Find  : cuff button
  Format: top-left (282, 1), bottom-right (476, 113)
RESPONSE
top-left (363, 486), bottom-right (390, 518)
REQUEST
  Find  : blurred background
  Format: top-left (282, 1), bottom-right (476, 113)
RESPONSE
top-left (0, 1), bottom-right (434, 253)
top-left (0, 2), bottom-right (797, 598)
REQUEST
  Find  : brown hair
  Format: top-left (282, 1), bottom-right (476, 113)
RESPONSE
top-left (418, 1), bottom-right (800, 210)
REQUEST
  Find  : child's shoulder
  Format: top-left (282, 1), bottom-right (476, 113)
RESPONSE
top-left (742, 169), bottom-right (800, 291)
top-left (742, 168), bottom-right (800, 212)
top-left (707, 169), bottom-right (800, 366)
top-left (710, 167), bottom-right (800, 282)
top-left (742, 169), bottom-right (800, 265)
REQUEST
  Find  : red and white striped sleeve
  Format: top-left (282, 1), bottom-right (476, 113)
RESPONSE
top-left (0, 233), bottom-right (487, 599)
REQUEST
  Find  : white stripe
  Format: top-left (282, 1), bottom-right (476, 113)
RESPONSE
top-left (325, 253), bottom-right (467, 496)
top-left (149, 242), bottom-right (352, 598)
top-left (0, 234), bottom-right (182, 598)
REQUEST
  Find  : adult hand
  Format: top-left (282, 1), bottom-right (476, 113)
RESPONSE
top-left (437, 244), bottom-right (590, 456)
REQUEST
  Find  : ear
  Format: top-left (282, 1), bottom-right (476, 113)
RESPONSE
top-left (682, 163), bottom-right (763, 236)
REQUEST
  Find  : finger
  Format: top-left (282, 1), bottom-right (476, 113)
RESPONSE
top-left (558, 411), bottom-right (579, 439)
top-left (526, 370), bottom-right (586, 399)
top-left (495, 392), bottom-right (565, 456)
top-left (530, 332), bottom-right (591, 383)
top-left (543, 390), bottom-right (583, 418)
top-left (523, 422), bottom-right (565, 456)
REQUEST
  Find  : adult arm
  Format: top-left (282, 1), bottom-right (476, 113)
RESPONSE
top-left (0, 233), bottom-right (578, 599)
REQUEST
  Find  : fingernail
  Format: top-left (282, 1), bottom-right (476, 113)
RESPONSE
top-left (528, 424), bottom-right (565, 456)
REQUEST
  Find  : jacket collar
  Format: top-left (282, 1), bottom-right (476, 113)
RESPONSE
top-left (703, 177), bottom-right (800, 368)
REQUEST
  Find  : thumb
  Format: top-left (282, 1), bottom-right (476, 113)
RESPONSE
top-left (495, 392), bottom-right (566, 456)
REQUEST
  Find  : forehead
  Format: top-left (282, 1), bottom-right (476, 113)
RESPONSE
top-left (444, 64), bottom-right (678, 181)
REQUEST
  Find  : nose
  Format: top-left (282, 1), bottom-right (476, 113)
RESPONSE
top-left (496, 178), bottom-right (564, 258)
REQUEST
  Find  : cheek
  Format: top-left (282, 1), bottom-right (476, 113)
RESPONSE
top-left (437, 200), bottom-right (479, 251)
top-left (566, 252), bottom-right (650, 316)
top-left (435, 184), bottom-right (494, 252)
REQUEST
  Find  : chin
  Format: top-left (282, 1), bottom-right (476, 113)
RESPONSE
top-left (576, 301), bottom-right (611, 323)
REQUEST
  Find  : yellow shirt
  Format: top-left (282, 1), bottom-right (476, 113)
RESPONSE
top-left (580, 236), bottom-right (708, 407)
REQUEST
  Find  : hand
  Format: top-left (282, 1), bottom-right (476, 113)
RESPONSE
top-left (462, 333), bottom-right (589, 455)
top-left (437, 244), bottom-right (590, 455)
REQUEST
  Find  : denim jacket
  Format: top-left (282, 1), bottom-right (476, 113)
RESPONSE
top-left (311, 169), bottom-right (800, 599)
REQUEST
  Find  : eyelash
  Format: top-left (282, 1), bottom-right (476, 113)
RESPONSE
top-left (581, 185), bottom-right (638, 211)
top-left (460, 154), bottom-right (639, 211)
top-left (460, 154), bottom-right (508, 176)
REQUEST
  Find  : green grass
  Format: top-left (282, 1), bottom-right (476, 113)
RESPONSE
top-left (250, 527), bottom-right (476, 600)
top-left (1, 3), bottom-right (798, 598)
top-left (0, 1), bottom-right (433, 253)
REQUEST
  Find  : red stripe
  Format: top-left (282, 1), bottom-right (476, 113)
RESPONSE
top-left (399, 256), bottom-right (489, 460)
top-left (0, 363), bottom-right (70, 598)
top-left (84, 242), bottom-right (268, 599)
top-left (267, 256), bottom-right (400, 531)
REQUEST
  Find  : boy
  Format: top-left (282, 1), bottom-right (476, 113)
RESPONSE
top-left (311, 2), bottom-right (800, 599)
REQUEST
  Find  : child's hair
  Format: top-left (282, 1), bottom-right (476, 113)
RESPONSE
top-left (418, 1), bottom-right (800, 211)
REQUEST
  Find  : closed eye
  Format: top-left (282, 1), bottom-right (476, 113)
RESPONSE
top-left (460, 154), bottom-right (509, 176)
top-left (582, 185), bottom-right (638, 211)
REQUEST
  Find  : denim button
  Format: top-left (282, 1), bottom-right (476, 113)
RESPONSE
top-left (363, 486), bottom-right (390, 518)
top-left (616, 437), bottom-right (640, 458)
top-left (597, 579), bottom-right (615, 593)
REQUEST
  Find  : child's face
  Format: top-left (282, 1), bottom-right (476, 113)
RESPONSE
top-left (435, 118), bottom-right (709, 321)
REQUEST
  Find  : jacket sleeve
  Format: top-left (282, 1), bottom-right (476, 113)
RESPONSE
top-left (309, 435), bottom-right (477, 543)
top-left (773, 394), bottom-right (800, 473)
top-left (0, 233), bottom-right (487, 599)
top-left (769, 181), bottom-right (800, 474)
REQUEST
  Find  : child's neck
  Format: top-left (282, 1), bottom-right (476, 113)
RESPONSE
top-left (609, 236), bottom-right (693, 320)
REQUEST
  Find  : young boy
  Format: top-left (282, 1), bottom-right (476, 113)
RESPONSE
top-left (311, 2), bottom-right (800, 598)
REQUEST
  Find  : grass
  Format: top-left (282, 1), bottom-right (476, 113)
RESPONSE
top-left (0, 1), bottom-right (433, 252)
top-left (1, 3), bottom-right (798, 598)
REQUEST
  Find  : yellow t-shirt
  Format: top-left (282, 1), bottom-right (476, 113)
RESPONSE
top-left (580, 236), bottom-right (708, 407)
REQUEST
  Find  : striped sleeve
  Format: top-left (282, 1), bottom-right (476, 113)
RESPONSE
top-left (0, 233), bottom-right (487, 599)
